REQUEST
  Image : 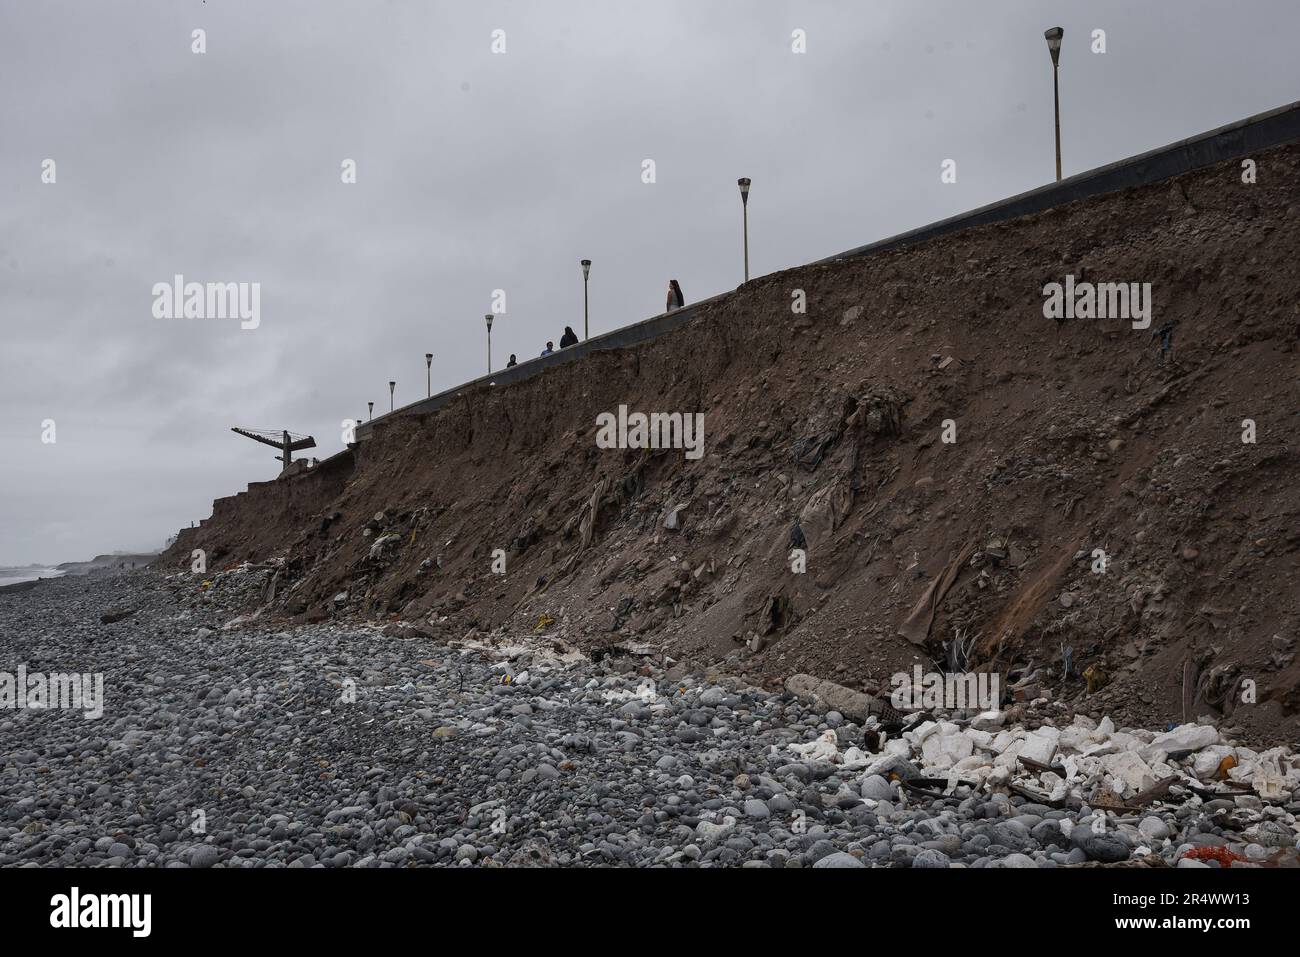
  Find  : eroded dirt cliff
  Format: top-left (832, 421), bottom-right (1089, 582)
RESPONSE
top-left (163, 142), bottom-right (1300, 743)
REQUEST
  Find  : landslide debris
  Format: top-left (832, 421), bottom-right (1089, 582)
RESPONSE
top-left (164, 142), bottom-right (1300, 745)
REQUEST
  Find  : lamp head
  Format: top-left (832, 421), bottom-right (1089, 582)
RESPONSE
top-left (1044, 27), bottom-right (1063, 65)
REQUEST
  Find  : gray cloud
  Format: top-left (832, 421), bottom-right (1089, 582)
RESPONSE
top-left (3, 0), bottom-right (1297, 564)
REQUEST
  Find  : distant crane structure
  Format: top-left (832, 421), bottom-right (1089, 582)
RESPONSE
top-left (230, 427), bottom-right (316, 473)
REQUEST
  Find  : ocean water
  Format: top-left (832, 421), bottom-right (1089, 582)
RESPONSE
top-left (0, 567), bottom-right (63, 587)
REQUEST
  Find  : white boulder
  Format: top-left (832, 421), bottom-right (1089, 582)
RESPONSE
top-left (1192, 746), bottom-right (1237, 780)
top-left (1139, 724), bottom-right (1220, 761)
top-left (1019, 727), bottom-right (1061, 765)
top-left (921, 731), bottom-right (974, 770)
top-left (789, 730), bottom-right (841, 763)
top-left (971, 710), bottom-right (1007, 731)
top-left (1100, 751), bottom-right (1157, 795)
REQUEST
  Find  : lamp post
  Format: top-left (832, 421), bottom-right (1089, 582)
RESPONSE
top-left (1044, 27), bottom-right (1063, 182)
top-left (388, 380), bottom-right (395, 413)
top-left (581, 259), bottom-right (591, 340)
top-left (425, 353), bottom-right (433, 397)
top-left (484, 314), bottom-right (493, 373)
top-left (737, 178), bottom-right (751, 283)
top-left (367, 401), bottom-right (373, 422)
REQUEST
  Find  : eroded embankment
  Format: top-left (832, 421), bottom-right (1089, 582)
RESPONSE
top-left (165, 142), bottom-right (1300, 744)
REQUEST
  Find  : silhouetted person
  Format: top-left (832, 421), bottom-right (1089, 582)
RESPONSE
top-left (506, 354), bottom-right (517, 367)
top-left (666, 279), bottom-right (684, 313)
top-left (559, 326), bottom-right (578, 348)
top-left (540, 341), bottom-right (554, 356)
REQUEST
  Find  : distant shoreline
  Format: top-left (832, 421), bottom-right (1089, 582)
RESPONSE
top-left (0, 567), bottom-right (64, 590)
top-left (0, 553), bottom-right (158, 594)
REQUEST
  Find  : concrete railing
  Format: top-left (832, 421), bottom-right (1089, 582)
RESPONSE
top-left (356, 99), bottom-right (1300, 441)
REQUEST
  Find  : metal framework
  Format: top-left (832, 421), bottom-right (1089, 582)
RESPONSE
top-left (231, 427), bottom-right (316, 471)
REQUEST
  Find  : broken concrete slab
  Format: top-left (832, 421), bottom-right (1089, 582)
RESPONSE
top-left (1019, 727), bottom-right (1061, 765)
top-left (1140, 723), bottom-right (1220, 761)
top-left (921, 730), bottom-right (975, 770)
top-left (783, 673), bottom-right (885, 724)
top-left (1100, 751), bottom-right (1158, 796)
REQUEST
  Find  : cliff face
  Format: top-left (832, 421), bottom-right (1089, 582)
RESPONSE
top-left (163, 142), bottom-right (1300, 742)
top-left (168, 449), bottom-right (355, 571)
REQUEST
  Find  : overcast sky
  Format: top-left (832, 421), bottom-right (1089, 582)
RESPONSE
top-left (2, 0), bottom-right (1297, 566)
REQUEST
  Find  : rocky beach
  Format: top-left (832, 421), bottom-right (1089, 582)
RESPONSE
top-left (2, 567), bottom-right (1296, 869)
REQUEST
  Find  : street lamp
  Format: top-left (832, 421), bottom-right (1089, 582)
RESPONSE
top-left (737, 178), bottom-right (751, 283)
top-left (484, 314), bottom-right (493, 373)
top-left (1044, 27), bottom-right (1063, 182)
top-left (425, 353), bottom-right (433, 397)
top-left (388, 380), bottom-right (395, 413)
top-left (367, 401), bottom-right (373, 422)
top-left (581, 259), bottom-right (591, 340)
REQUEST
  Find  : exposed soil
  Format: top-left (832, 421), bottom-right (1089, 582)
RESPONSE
top-left (163, 142), bottom-right (1300, 745)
